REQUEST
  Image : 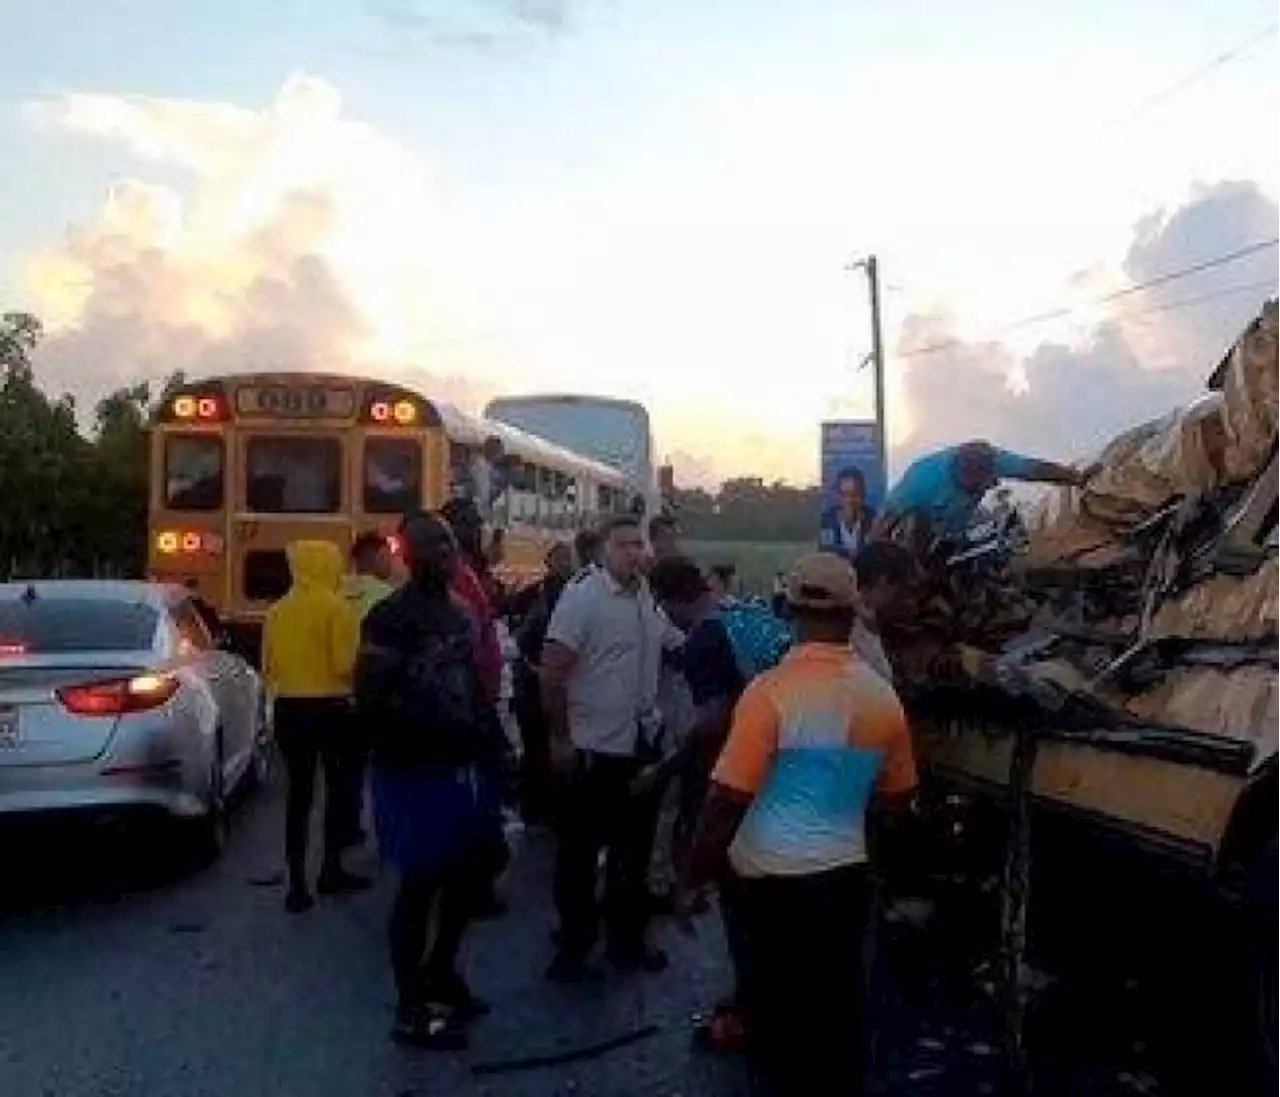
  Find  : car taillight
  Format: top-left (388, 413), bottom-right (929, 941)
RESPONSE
top-left (56, 674), bottom-right (180, 716)
top-left (0, 639), bottom-right (27, 657)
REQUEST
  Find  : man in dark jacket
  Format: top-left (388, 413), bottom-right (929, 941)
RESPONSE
top-left (356, 510), bottom-right (505, 1050)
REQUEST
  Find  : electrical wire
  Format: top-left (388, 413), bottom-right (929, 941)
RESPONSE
top-left (1121, 20), bottom-right (1279, 122)
top-left (895, 238), bottom-right (1279, 359)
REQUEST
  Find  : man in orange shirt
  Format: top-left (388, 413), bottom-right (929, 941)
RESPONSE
top-left (678, 553), bottom-right (917, 1097)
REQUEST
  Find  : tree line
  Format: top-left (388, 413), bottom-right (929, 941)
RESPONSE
top-left (0, 310), bottom-right (820, 582)
top-left (0, 312), bottom-right (183, 581)
top-left (670, 478), bottom-right (822, 543)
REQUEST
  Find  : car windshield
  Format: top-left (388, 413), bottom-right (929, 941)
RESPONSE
top-left (0, 598), bottom-right (159, 654)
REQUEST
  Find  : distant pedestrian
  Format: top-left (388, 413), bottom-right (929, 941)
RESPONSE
top-left (646, 513), bottom-right (682, 566)
top-left (849, 540), bottom-right (919, 683)
top-left (648, 555), bottom-right (750, 1053)
top-left (437, 498), bottom-right (509, 917)
top-left (541, 514), bottom-right (682, 981)
top-left (573, 527), bottom-right (602, 572)
top-left (262, 540), bottom-right (369, 913)
top-left (512, 541), bottom-right (576, 824)
top-left (769, 572), bottom-right (787, 618)
top-left (337, 532), bottom-right (396, 850)
top-left (356, 511), bottom-right (507, 1049)
top-left (439, 498), bottom-right (504, 705)
top-left (705, 563), bottom-right (738, 604)
top-left (678, 553), bottom-right (918, 1097)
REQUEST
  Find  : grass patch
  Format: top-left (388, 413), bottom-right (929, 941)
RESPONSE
top-left (682, 539), bottom-right (812, 595)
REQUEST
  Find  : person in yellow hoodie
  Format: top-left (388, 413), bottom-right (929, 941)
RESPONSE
top-left (263, 539), bottom-right (370, 913)
top-left (336, 532), bottom-right (397, 850)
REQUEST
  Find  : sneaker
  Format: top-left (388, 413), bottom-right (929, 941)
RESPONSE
top-left (284, 888), bottom-right (314, 915)
top-left (608, 943), bottom-right (669, 974)
top-left (545, 951), bottom-right (591, 984)
top-left (389, 1006), bottom-right (468, 1051)
top-left (316, 868), bottom-right (373, 896)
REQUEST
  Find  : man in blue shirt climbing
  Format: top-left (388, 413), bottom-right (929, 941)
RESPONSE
top-left (878, 440), bottom-right (1090, 538)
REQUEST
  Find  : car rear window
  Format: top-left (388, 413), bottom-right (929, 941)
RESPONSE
top-left (0, 599), bottom-right (159, 654)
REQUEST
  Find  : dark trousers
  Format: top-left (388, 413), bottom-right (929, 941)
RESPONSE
top-left (513, 667), bottom-right (552, 823)
top-left (719, 870), bottom-right (750, 1003)
top-left (389, 862), bottom-right (478, 1011)
top-left (273, 697), bottom-right (352, 882)
top-left (736, 864), bottom-right (872, 1097)
top-left (337, 740), bottom-right (368, 846)
top-left (553, 752), bottom-right (660, 957)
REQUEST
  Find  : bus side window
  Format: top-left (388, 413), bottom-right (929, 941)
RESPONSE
top-left (509, 461), bottom-right (535, 524)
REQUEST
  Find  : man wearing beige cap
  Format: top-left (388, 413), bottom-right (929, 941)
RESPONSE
top-left (678, 552), bottom-right (917, 1097)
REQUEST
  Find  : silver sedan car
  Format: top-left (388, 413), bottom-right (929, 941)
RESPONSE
top-left (0, 580), bottom-right (265, 862)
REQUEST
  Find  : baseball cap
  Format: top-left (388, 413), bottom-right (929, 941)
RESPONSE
top-left (786, 552), bottom-right (859, 611)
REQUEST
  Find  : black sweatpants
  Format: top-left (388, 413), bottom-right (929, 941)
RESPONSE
top-left (553, 751), bottom-right (661, 958)
top-left (735, 864), bottom-right (873, 1097)
top-left (273, 697), bottom-right (353, 881)
top-left (389, 861), bottom-right (479, 1011)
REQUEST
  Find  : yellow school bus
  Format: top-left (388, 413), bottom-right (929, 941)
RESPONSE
top-left (147, 372), bottom-right (633, 644)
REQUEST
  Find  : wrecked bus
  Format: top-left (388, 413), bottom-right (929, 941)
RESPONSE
top-left (886, 302), bottom-right (1277, 1085)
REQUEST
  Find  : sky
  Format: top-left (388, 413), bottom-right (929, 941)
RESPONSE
top-left (2, 0), bottom-right (1277, 488)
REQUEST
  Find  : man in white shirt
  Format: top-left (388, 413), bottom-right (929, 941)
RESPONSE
top-left (540, 514), bottom-right (682, 982)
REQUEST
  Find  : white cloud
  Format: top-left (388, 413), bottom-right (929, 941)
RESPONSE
top-left (22, 74), bottom-right (493, 411)
top-left (892, 180), bottom-right (1278, 467)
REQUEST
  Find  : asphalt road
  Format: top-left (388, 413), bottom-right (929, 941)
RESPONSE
top-left (0, 774), bottom-right (1240, 1097)
top-left (0, 784), bottom-right (751, 1097)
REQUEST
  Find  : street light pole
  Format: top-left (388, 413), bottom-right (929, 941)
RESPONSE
top-left (846, 253), bottom-right (888, 479)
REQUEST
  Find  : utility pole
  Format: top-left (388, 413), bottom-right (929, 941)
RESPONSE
top-left (846, 253), bottom-right (888, 480)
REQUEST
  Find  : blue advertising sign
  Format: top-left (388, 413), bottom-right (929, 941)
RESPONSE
top-left (818, 420), bottom-right (885, 556)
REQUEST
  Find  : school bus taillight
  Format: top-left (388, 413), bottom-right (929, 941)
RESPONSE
top-left (156, 530), bottom-right (223, 555)
top-left (368, 399), bottom-right (417, 425)
top-left (171, 395), bottom-right (225, 421)
top-left (392, 400), bottom-right (417, 425)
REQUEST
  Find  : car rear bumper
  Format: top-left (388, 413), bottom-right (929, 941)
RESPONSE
top-left (0, 761), bottom-right (206, 822)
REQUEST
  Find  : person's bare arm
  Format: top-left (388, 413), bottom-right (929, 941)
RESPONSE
top-left (682, 782), bottom-right (752, 891)
top-left (1003, 456), bottom-right (1087, 487)
top-left (539, 640), bottom-right (579, 746)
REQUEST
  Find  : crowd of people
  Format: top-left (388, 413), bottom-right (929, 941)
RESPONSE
top-left (255, 437), bottom-right (1090, 1096)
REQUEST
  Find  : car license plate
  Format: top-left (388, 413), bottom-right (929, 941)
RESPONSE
top-left (0, 706), bottom-right (19, 749)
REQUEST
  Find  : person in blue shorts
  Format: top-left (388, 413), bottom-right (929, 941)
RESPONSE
top-left (879, 440), bottom-right (1088, 539)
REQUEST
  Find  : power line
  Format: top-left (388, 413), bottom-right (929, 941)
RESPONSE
top-left (1122, 20), bottom-right (1279, 122)
top-left (895, 237), bottom-right (1279, 359)
top-left (1107, 278), bottom-right (1278, 326)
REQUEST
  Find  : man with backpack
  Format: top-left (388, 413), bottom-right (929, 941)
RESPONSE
top-left (356, 511), bottom-right (507, 1049)
top-left (647, 555), bottom-right (793, 1053)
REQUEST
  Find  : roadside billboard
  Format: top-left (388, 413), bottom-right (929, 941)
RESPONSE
top-left (819, 420), bottom-right (885, 550)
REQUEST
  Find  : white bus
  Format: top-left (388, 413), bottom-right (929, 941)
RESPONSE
top-left (483, 394), bottom-right (669, 519)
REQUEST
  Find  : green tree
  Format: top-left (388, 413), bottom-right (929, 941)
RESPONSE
top-left (0, 312), bottom-right (87, 577)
